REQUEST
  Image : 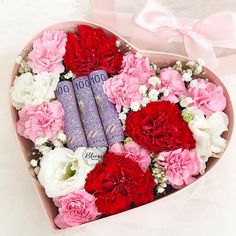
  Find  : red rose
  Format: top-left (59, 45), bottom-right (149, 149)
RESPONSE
top-left (63, 25), bottom-right (124, 76)
top-left (125, 101), bottom-right (196, 154)
top-left (85, 152), bottom-right (156, 215)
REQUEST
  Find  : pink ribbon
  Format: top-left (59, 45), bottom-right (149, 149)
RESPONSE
top-left (91, 0), bottom-right (236, 72)
top-left (133, 0), bottom-right (236, 69)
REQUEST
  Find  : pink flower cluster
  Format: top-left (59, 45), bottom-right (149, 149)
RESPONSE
top-left (53, 190), bottom-right (98, 229)
top-left (103, 52), bottom-right (154, 107)
top-left (158, 68), bottom-right (186, 103)
top-left (110, 141), bottom-right (151, 171)
top-left (187, 78), bottom-right (226, 116)
top-left (28, 30), bottom-right (67, 73)
top-left (159, 148), bottom-right (200, 189)
top-left (17, 100), bottom-right (64, 142)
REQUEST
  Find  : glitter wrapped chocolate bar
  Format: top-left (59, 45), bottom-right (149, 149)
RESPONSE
top-left (89, 70), bottom-right (124, 145)
top-left (72, 76), bottom-right (108, 147)
top-left (55, 81), bottom-right (88, 151)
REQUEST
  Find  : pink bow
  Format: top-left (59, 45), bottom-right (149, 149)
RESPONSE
top-left (133, 0), bottom-right (236, 69)
top-left (91, 0), bottom-right (236, 70)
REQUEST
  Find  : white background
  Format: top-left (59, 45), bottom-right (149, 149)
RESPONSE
top-left (0, 1), bottom-right (236, 235)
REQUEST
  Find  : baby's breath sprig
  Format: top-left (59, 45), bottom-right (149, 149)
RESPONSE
top-left (150, 153), bottom-right (168, 194)
top-left (16, 55), bottom-right (32, 74)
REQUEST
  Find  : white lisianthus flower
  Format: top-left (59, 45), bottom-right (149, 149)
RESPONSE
top-left (11, 72), bottom-right (59, 109)
top-left (184, 107), bottom-right (228, 173)
top-left (38, 147), bottom-right (106, 198)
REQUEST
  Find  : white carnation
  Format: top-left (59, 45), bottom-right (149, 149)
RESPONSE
top-left (38, 147), bottom-right (106, 198)
top-left (185, 107), bottom-right (228, 174)
top-left (11, 72), bottom-right (59, 110)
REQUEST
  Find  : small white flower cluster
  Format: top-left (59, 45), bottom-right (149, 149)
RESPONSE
top-left (118, 106), bottom-right (130, 129)
top-left (179, 95), bottom-right (193, 108)
top-left (174, 59), bottom-right (205, 81)
top-left (35, 132), bottom-right (67, 155)
top-left (130, 75), bottom-right (161, 112)
top-left (16, 55), bottom-right (31, 74)
top-left (64, 70), bottom-right (75, 80)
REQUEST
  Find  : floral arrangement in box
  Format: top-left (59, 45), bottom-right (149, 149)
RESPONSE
top-left (10, 24), bottom-right (229, 229)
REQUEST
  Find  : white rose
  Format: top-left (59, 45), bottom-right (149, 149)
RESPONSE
top-left (185, 107), bottom-right (228, 173)
top-left (38, 147), bottom-right (106, 198)
top-left (11, 72), bottom-right (59, 109)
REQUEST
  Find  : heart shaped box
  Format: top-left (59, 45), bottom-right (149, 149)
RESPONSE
top-left (9, 21), bottom-right (234, 232)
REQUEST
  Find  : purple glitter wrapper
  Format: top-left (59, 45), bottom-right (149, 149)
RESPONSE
top-left (55, 81), bottom-right (88, 151)
top-left (89, 70), bottom-right (124, 145)
top-left (72, 76), bottom-right (108, 147)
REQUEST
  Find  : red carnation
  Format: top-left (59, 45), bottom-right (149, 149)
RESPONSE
top-left (63, 25), bottom-right (124, 76)
top-left (125, 101), bottom-right (196, 154)
top-left (85, 152), bottom-right (156, 215)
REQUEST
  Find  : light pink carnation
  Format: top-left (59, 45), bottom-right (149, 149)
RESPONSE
top-left (160, 148), bottom-right (200, 189)
top-left (158, 68), bottom-right (186, 103)
top-left (53, 190), bottom-right (98, 229)
top-left (187, 78), bottom-right (226, 116)
top-left (28, 30), bottom-right (67, 73)
top-left (110, 141), bottom-right (151, 171)
top-left (103, 72), bottom-right (142, 107)
top-left (121, 52), bottom-right (155, 84)
top-left (17, 100), bottom-right (64, 142)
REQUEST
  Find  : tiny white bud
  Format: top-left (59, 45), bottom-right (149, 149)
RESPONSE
top-left (194, 65), bottom-right (203, 75)
top-left (186, 60), bottom-right (196, 68)
top-left (118, 112), bottom-right (127, 121)
top-left (57, 132), bottom-right (67, 143)
top-left (35, 137), bottom-right (48, 146)
top-left (34, 166), bottom-right (40, 175)
top-left (182, 72), bottom-right (192, 82)
top-left (158, 154), bottom-right (165, 161)
top-left (158, 186), bottom-right (165, 193)
top-left (16, 55), bottom-right (23, 64)
top-left (141, 96), bottom-right (150, 107)
top-left (180, 96), bottom-right (193, 107)
top-left (115, 40), bottom-right (121, 47)
top-left (138, 85), bottom-right (148, 95)
top-left (53, 139), bottom-right (63, 147)
top-left (189, 79), bottom-right (198, 88)
top-left (122, 106), bottom-right (130, 113)
top-left (148, 89), bottom-right (159, 101)
top-left (148, 76), bottom-right (161, 86)
top-left (30, 159), bottom-right (38, 167)
top-left (130, 101), bottom-right (141, 112)
top-left (64, 71), bottom-right (74, 79)
top-left (163, 89), bottom-right (170, 97)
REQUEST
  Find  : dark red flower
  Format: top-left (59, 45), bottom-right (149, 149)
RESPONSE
top-left (63, 25), bottom-right (124, 76)
top-left (85, 152), bottom-right (156, 215)
top-left (125, 101), bottom-right (196, 154)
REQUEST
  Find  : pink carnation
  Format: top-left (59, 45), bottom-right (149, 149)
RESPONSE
top-left (110, 142), bottom-right (151, 171)
top-left (160, 148), bottom-right (200, 189)
top-left (103, 72), bottom-right (142, 107)
top-left (28, 30), bottom-right (67, 73)
top-left (53, 190), bottom-right (98, 229)
top-left (121, 52), bottom-right (155, 84)
top-left (158, 68), bottom-right (186, 103)
top-left (187, 78), bottom-right (226, 116)
top-left (17, 100), bottom-right (64, 142)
